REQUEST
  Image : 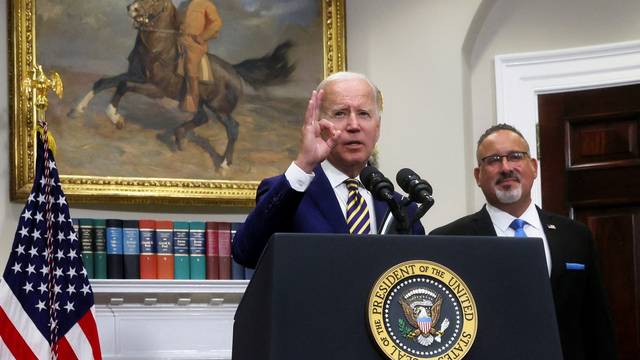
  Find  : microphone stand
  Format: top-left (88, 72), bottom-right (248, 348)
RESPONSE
top-left (386, 197), bottom-right (410, 234)
top-left (397, 196), bottom-right (434, 233)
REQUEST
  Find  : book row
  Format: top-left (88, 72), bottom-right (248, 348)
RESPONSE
top-left (72, 219), bottom-right (253, 280)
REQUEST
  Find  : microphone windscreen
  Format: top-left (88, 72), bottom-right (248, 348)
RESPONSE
top-left (396, 168), bottom-right (418, 193)
top-left (396, 168), bottom-right (433, 195)
top-left (359, 165), bottom-right (380, 191)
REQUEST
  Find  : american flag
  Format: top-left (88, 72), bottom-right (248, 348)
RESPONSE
top-left (0, 133), bottom-right (102, 359)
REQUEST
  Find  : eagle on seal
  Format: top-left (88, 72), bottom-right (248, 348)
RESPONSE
top-left (400, 294), bottom-right (443, 339)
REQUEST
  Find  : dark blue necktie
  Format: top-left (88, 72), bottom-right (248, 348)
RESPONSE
top-left (509, 218), bottom-right (528, 237)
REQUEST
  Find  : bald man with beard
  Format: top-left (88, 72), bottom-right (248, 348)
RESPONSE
top-left (430, 123), bottom-right (616, 360)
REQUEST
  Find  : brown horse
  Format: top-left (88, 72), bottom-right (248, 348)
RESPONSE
top-left (69, 0), bottom-right (295, 169)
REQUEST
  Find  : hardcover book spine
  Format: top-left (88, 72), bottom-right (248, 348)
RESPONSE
top-left (93, 219), bottom-right (107, 279)
top-left (244, 267), bottom-right (255, 280)
top-left (156, 220), bottom-right (174, 279)
top-left (123, 220), bottom-right (140, 279)
top-left (173, 221), bottom-right (190, 280)
top-left (106, 219), bottom-right (124, 279)
top-left (189, 221), bottom-right (206, 280)
top-left (139, 220), bottom-right (157, 279)
top-left (72, 218), bottom-right (79, 234)
top-left (230, 222), bottom-right (244, 280)
top-left (78, 218), bottom-right (95, 279)
top-left (218, 222), bottom-right (232, 280)
top-left (205, 221), bottom-right (219, 279)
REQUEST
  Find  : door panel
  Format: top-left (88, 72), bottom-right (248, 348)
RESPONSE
top-left (538, 84), bottom-right (640, 360)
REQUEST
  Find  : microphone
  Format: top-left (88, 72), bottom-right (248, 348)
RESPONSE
top-left (359, 166), bottom-right (395, 202)
top-left (361, 166), bottom-right (410, 234)
top-left (396, 168), bottom-right (433, 204)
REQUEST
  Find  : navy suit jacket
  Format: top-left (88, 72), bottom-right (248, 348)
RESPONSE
top-left (233, 165), bottom-right (425, 268)
top-left (430, 205), bottom-right (616, 360)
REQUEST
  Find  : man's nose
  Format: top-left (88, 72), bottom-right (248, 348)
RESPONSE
top-left (345, 113), bottom-right (360, 129)
top-left (499, 156), bottom-right (515, 171)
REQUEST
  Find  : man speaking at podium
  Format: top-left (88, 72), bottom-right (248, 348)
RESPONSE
top-left (430, 124), bottom-right (616, 360)
top-left (232, 72), bottom-right (425, 269)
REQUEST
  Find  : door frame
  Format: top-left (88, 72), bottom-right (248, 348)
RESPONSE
top-left (494, 40), bottom-right (640, 206)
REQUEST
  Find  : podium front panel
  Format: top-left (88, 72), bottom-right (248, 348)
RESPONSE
top-left (233, 234), bottom-right (562, 360)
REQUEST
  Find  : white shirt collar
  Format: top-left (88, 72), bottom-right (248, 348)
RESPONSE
top-left (321, 160), bottom-right (353, 189)
top-left (485, 201), bottom-right (543, 232)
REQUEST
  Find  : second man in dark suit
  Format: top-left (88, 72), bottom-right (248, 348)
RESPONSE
top-left (431, 123), bottom-right (616, 360)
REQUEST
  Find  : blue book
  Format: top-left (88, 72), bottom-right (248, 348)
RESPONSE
top-left (230, 222), bottom-right (245, 280)
top-left (123, 220), bottom-right (140, 279)
top-left (244, 267), bottom-right (255, 280)
top-left (106, 219), bottom-right (124, 279)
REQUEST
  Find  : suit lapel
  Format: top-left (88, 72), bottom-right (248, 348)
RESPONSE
top-left (307, 165), bottom-right (349, 233)
top-left (536, 207), bottom-right (563, 283)
top-left (373, 199), bottom-right (388, 232)
top-left (473, 206), bottom-right (498, 236)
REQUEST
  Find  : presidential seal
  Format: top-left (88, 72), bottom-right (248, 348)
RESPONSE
top-left (367, 260), bottom-right (477, 360)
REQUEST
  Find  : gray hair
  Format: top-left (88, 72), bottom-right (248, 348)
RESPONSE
top-left (316, 71), bottom-right (383, 114)
top-left (476, 123), bottom-right (530, 162)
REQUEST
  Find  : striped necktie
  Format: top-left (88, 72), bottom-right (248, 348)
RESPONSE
top-left (509, 218), bottom-right (528, 237)
top-left (345, 178), bottom-right (371, 234)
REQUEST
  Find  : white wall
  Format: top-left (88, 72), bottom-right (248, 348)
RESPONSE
top-left (3, 0), bottom-right (640, 267)
top-left (468, 0), bottom-right (640, 209)
top-left (347, 0), bottom-right (481, 231)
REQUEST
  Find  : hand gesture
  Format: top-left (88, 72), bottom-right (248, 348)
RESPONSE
top-left (294, 90), bottom-right (340, 173)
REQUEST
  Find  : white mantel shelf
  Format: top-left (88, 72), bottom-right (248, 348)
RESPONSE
top-left (92, 280), bottom-right (248, 360)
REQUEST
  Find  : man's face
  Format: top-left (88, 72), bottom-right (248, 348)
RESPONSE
top-left (474, 130), bottom-right (538, 210)
top-left (322, 78), bottom-right (380, 176)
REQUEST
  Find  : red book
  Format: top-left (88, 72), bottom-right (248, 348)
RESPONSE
top-left (205, 222), bottom-right (219, 279)
top-left (156, 220), bottom-right (174, 279)
top-left (139, 220), bottom-right (157, 279)
top-left (218, 222), bottom-right (232, 280)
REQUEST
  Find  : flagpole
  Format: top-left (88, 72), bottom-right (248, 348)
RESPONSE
top-left (23, 64), bottom-right (64, 360)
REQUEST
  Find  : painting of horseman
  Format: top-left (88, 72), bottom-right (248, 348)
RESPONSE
top-left (36, 0), bottom-right (324, 181)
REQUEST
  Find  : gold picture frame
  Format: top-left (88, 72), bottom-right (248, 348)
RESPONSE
top-left (9, 0), bottom-right (346, 207)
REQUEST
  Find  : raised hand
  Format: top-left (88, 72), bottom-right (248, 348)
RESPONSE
top-left (294, 90), bottom-right (340, 173)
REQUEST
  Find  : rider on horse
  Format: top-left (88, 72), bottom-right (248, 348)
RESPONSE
top-left (178, 0), bottom-right (222, 113)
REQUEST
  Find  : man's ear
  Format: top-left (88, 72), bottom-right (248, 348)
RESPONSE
top-left (474, 167), bottom-right (481, 186)
top-left (531, 158), bottom-right (539, 179)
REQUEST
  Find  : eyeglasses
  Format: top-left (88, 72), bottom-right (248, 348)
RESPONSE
top-left (479, 151), bottom-right (529, 166)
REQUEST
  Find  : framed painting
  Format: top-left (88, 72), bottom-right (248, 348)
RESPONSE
top-left (9, 0), bottom-right (346, 206)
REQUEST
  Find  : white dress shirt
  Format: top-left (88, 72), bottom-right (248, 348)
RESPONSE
top-left (284, 161), bottom-right (378, 234)
top-left (485, 202), bottom-right (552, 276)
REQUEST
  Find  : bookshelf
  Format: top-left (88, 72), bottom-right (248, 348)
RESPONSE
top-left (92, 280), bottom-right (248, 359)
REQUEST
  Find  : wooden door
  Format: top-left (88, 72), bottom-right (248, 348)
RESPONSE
top-left (538, 84), bottom-right (640, 360)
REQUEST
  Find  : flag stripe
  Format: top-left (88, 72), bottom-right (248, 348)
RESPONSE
top-left (0, 306), bottom-right (35, 360)
top-left (56, 336), bottom-right (79, 360)
top-left (0, 281), bottom-right (49, 359)
top-left (78, 308), bottom-right (102, 360)
top-left (0, 336), bottom-right (18, 360)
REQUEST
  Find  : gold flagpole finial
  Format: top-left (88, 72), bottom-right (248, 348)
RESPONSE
top-left (22, 65), bottom-right (64, 155)
top-left (23, 64), bottom-right (64, 112)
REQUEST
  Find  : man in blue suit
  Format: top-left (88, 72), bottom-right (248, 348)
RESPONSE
top-left (233, 72), bottom-right (425, 268)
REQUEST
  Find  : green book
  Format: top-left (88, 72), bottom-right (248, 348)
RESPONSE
top-left (93, 219), bottom-right (107, 279)
top-left (78, 218), bottom-right (95, 279)
top-left (173, 221), bottom-right (190, 280)
top-left (189, 222), bottom-right (206, 280)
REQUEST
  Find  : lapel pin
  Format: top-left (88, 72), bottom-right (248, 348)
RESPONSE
top-left (547, 224), bottom-right (556, 230)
